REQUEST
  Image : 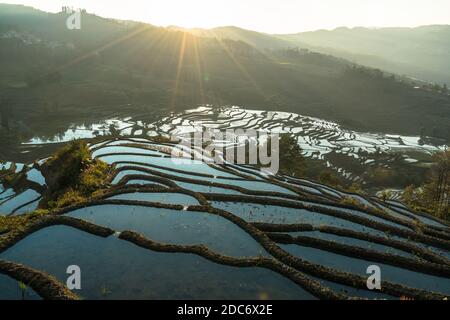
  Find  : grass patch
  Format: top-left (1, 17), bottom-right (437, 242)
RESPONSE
top-left (42, 141), bottom-right (113, 209)
top-left (339, 196), bottom-right (364, 208)
top-left (0, 209), bottom-right (49, 235)
top-left (0, 141), bottom-right (113, 246)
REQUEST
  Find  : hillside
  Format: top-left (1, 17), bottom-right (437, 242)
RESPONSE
top-left (277, 26), bottom-right (450, 85)
top-left (0, 4), bottom-right (449, 142)
top-left (169, 25), bottom-right (292, 50)
top-left (177, 24), bottom-right (450, 87)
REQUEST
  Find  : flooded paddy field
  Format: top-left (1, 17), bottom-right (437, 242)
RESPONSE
top-left (0, 133), bottom-right (449, 300)
top-left (10, 106), bottom-right (445, 185)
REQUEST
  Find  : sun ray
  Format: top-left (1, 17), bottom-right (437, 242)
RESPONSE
top-left (134, 29), bottom-right (174, 85)
top-left (192, 36), bottom-right (206, 105)
top-left (51, 25), bottom-right (153, 74)
top-left (170, 31), bottom-right (188, 110)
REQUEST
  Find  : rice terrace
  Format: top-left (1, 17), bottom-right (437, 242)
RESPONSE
top-left (0, 0), bottom-right (449, 306)
top-left (1, 106), bottom-right (449, 300)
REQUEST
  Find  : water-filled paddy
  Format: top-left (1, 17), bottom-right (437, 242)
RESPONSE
top-left (100, 154), bottom-right (237, 178)
top-left (0, 226), bottom-right (314, 299)
top-left (67, 204), bottom-right (268, 258)
top-left (0, 275), bottom-right (40, 300)
top-left (124, 180), bottom-right (169, 188)
top-left (210, 202), bottom-right (385, 235)
top-left (285, 231), bottom-right (417, 259)
top-left (111, 170), bottom-right (155, 185)
top-left (92, 146), bottom-right (166, 158)
top-left (1, 126), bottom-right (449, 300)
top-left (0, 189), bottom-right (41, 215)
top-left (175, 182), bottom-right (244, 195)
top-left (26, 169), bottom-right (46, 186)
top-left (108, 192), bottom-right (199, 205)
top-left (282, 244), bottom-right (450, 295)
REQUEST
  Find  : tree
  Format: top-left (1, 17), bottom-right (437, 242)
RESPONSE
top-left (278, 134), bottom-right (307, 177)
top-left (318, 170), bottom-right (341, 187)
top-left (401, 150), bottom-right (449, 219)
top-left (431, 150), bottom-right (449, 215)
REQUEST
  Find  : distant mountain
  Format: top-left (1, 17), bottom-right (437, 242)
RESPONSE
top-left (0, 4), bottom-right (449, 142)
top-left (176, 24), bottom-right (450, 85)
top-left (276, 26), bottom-right (450, 85)
top-left (169, 25), bottom-right (292, 50)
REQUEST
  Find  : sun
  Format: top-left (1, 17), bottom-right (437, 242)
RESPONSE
top-left (134, 1), bottom-right (224, 29)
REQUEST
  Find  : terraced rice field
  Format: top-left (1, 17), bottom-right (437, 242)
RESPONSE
top-left (1, 136), bottom-right (449, 300)
top-left (22, 106), bottom-right (446, 182)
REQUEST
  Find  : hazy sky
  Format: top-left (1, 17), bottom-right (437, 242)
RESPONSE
top-left (2, 0), bottom-right (450, 33)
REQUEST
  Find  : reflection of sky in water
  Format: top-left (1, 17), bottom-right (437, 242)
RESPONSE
top-left (92, 146), bottom-right (164, 158)
top-left (67, 204), bottom-right (267, 258)
top-left (282, 244), bottom-right (450, 296)
top-left (26, 169), bottom-right (46, 186)
top-left (289, 231), bottom-right (416, 259)
top-left (0, 162), bottom-right (12, 170)
top-left (21, 107), bottom-right (446, 163)
top-left (0, 188), bottom-right (15, 201)
top-left (101, 154), bottom-right (236, 177)
top-left (23, 119), bottom-right (133, 145)
top-left (108, 192), bottom-right (199, 205)
top-left (0, 226), bottom-right (314, 300)
top-left (2, 123), bottom-right (449, 299)
top-left (210, 202), bottom-right (386, 236)
top-left (175, 182), bottom-right (244, 195)
top-left (0, 189), bottom-right (41, 216)
top-left (0, 275), bottom-right (40, 300)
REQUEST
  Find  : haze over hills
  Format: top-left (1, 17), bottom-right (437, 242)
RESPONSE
top-left (276, 25), bottom-right (450, 86)
top-left (177, 24), bottom-right (450, 86)
top-left (0, 3), bottom-right (449, 142)
top-left (168, 25), bottom-right (292, 50)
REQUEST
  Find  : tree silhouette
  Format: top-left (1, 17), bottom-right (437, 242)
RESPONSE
top-left (432, 150), bottom-right (449, 214)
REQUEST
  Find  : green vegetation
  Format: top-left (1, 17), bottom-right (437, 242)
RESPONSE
top-left (318, 171), bottom-right (341, 187)
top-left (276, 135), bottom-right (365, 193)
top-left (278, 135), bottom-right (307, 177)
top-left (45, 141), bottom-right (91, 190)
top-left (276, 135), bottom-right (366, 194)
top-left (42, 141), bottom-right (112, 209)
top-left (339, 196), bottom-right (364, 208)
top-left (0, 141), bottom-right (112, 246)
top-left (18, 281), bottom-right (28, 300)
top-left (0, 209), bottom-right (49, 235)
top-left (323, 149), bottom-right (430, 190)
top-left (401, 150), bottom-right (449, 219)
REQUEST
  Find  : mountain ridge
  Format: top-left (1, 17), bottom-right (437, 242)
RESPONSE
top-left (0, 3), bottom-right (449, 142)
top-left (170, 23), bottom-right (450, 85)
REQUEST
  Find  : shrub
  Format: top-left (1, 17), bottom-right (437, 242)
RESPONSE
top-left (278, 134), bottom-right (307, 177)
top-left (46, 140), bottom-right (91, 191)
top-left (51, 189), bottom-right (86, 209)
top-left (318, 170), bottom-right (341, 187)
top-left (43, 141), bottom-right (112, 209)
